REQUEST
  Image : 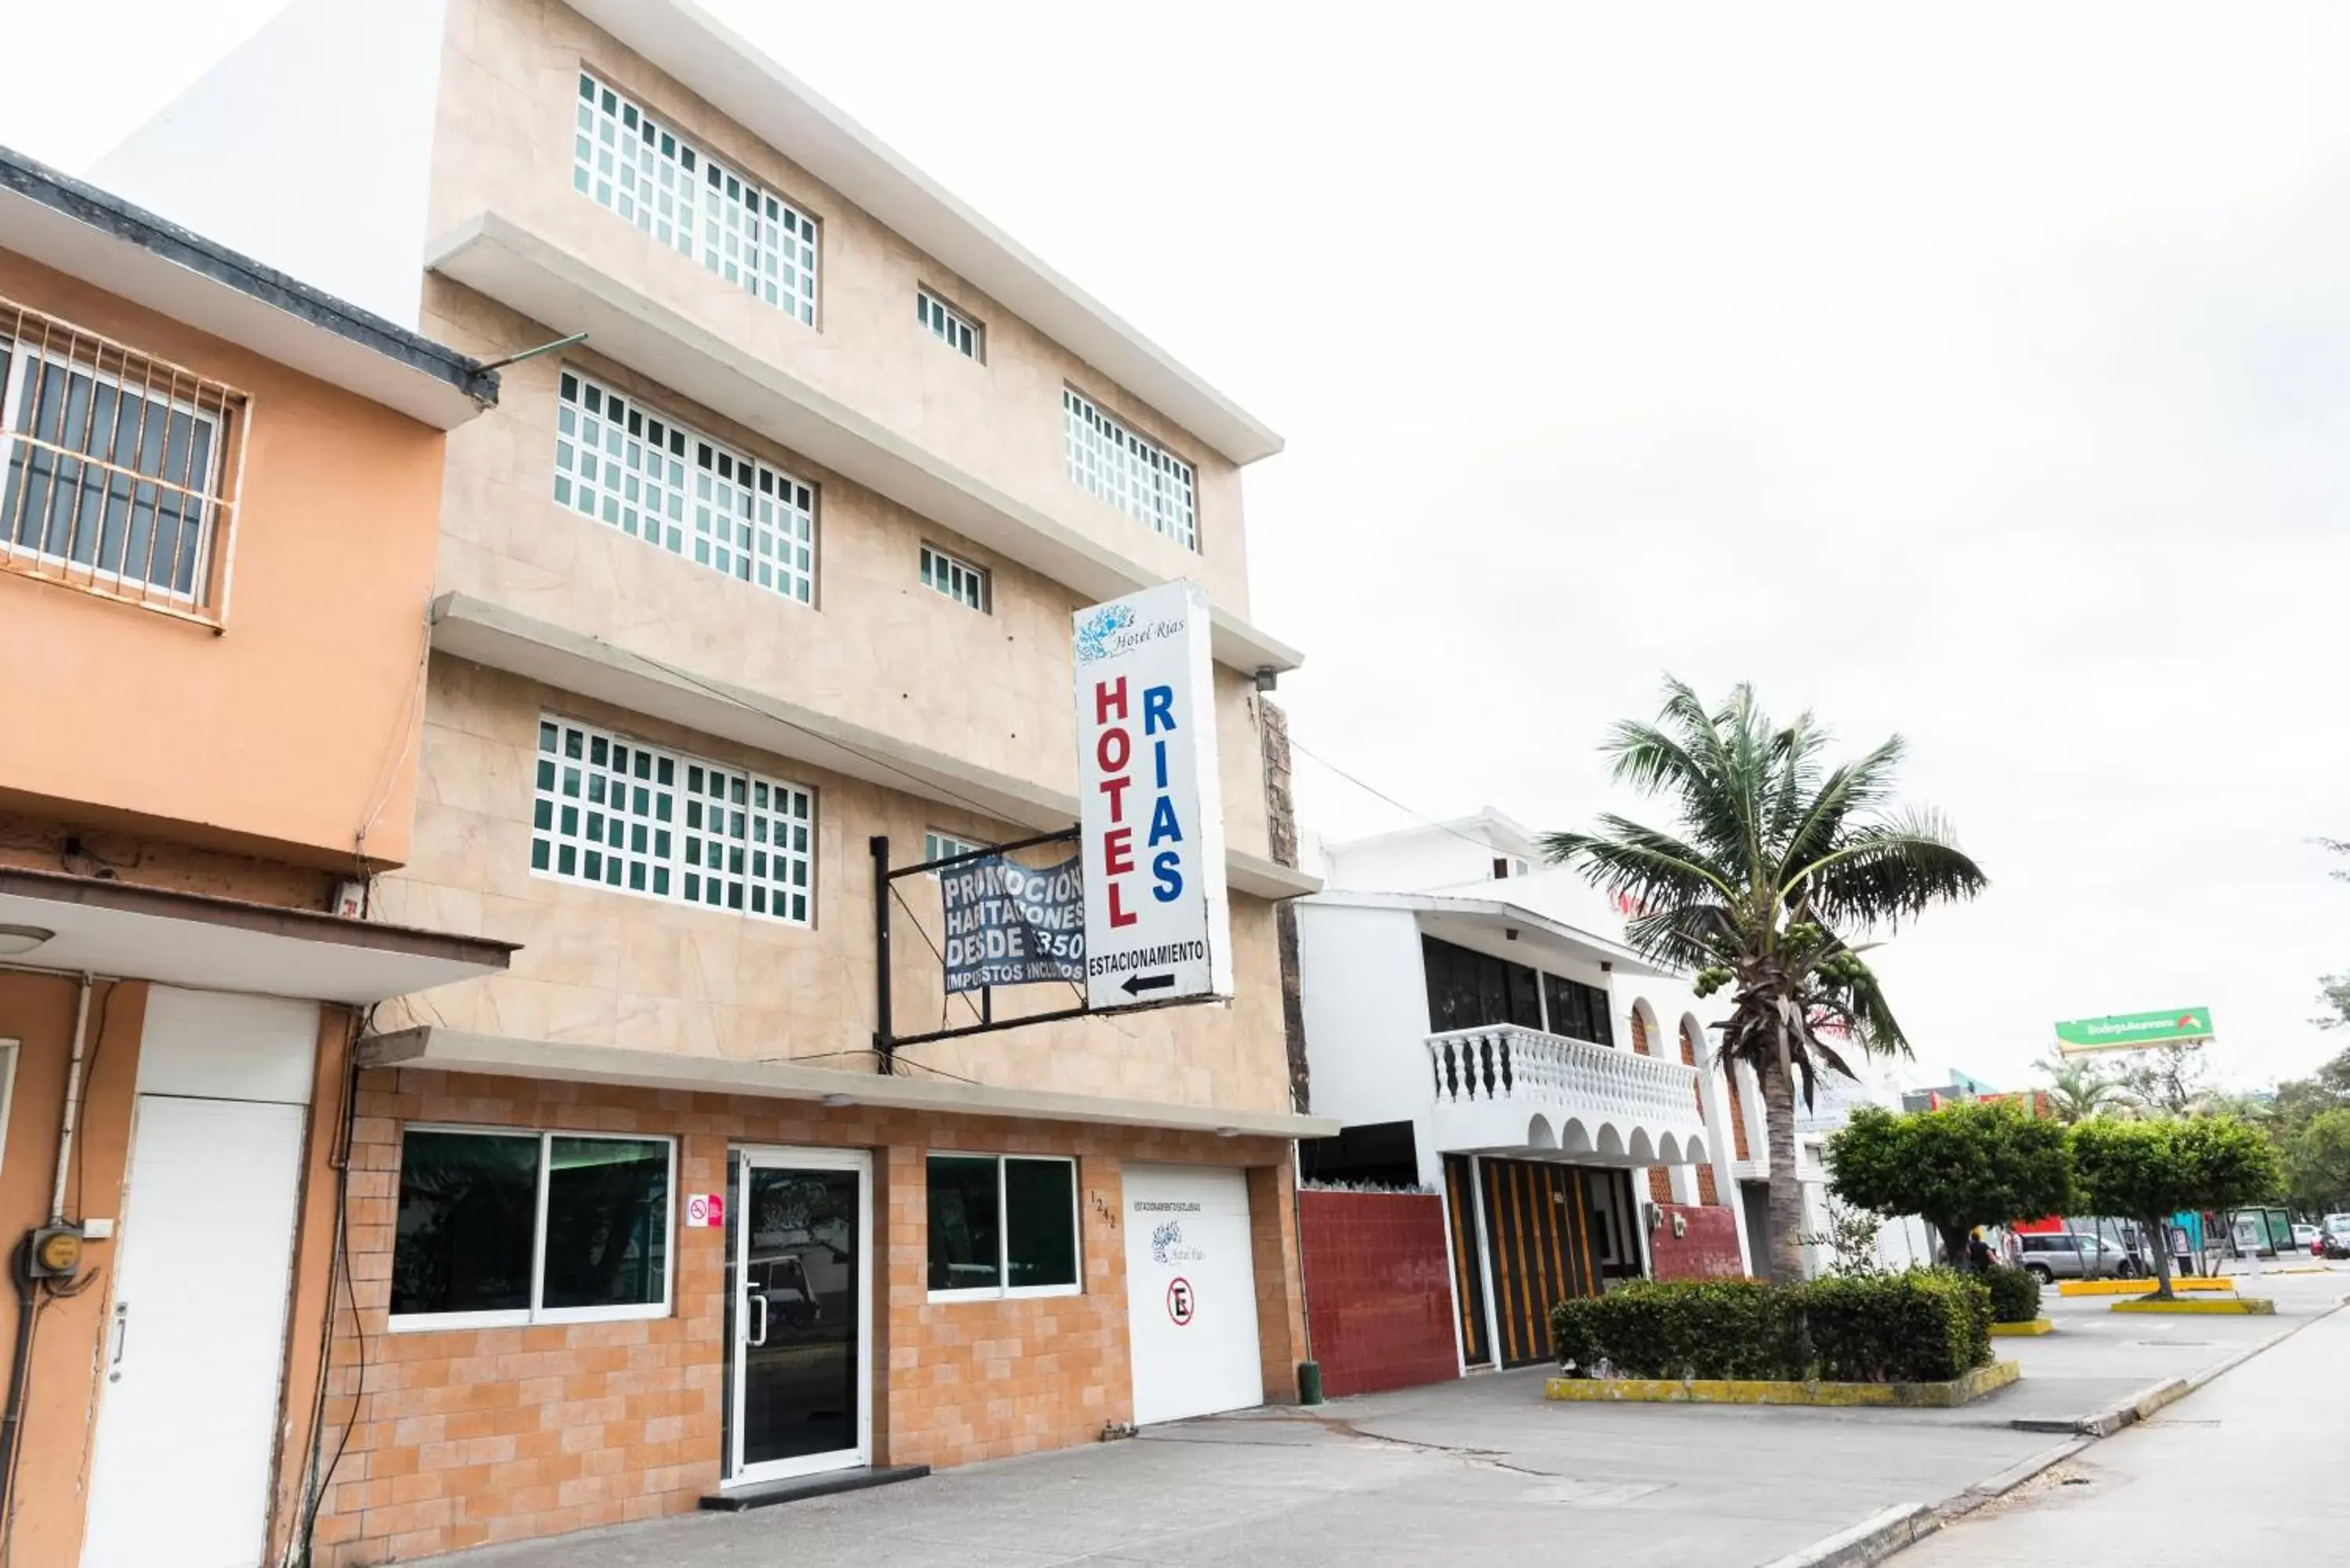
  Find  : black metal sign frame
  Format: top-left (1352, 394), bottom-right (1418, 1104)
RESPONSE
top-left (871, 830), bottom-right (1092, 1075)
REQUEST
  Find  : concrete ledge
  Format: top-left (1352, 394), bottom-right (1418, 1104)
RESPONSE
top-left (1544, 1360), bottom-right (2018, 1409)
top-left (1988, 1318), bottom-right (2054, 1337)
top-left (2057, 1277), bottom-right (2232, 1296)
top-left (1755, 1502), bottom-right (1940, 1568)
top-left (2110, 1295), bottom-right (2274, 1315)
top-left (2015, 1376), bottom-right (2193, 1437)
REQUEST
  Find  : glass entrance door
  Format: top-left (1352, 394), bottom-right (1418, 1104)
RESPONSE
top-left (725, 1147), bottom-right (870, 1485)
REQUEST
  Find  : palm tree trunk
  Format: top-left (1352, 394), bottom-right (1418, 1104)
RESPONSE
top-left (2146, 1213), bottom-right (2175, 1300)
top-left (1757, 1047), bottom-right (1806, 1284)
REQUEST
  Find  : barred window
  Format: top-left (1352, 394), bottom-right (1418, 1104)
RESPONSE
top-left (573, 71), bottom-right (820, 327)
top-left (918, 543), bottom-right (988, 612)
top-left (1062, 388), bottom-right (1196, 550)
top-left (916, 289), bottom-right (982, 360)
top-left (0, 298), bottom-right (241, 618)
top-left (556, 370), bottom-right (815, 605)
top-left (530, 716), bottom-right (814, 925)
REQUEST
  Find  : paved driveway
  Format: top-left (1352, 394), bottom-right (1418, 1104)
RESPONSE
top-left (410, 1269), bottom-right (2344, 1568)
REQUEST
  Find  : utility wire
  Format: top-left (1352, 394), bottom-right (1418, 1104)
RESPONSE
top-left (1286, 737), bottom-right (1505, 855)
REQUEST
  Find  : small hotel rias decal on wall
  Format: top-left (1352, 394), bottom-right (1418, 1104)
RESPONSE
top-left (1075, 581), bottom-right (1233, 1010)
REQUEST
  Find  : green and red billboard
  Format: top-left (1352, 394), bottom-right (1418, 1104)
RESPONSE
top-left (2053, 1007), bottom-right (2214, 1056)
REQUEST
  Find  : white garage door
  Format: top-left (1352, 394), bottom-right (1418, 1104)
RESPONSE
top-left (1123, 1164), bottom-right (1264, 1426)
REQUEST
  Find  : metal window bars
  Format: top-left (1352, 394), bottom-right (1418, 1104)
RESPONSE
top-left (0, 294), bottom-right (244, 628)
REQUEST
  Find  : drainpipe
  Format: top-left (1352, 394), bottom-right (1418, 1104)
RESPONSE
top-left (48, 974), bottom-right (95, 1225)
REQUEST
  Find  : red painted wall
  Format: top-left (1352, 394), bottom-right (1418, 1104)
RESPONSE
top-left (1298, 1190), bottom-right (1460, 1397)
top-left (1649, 1203), bottom-right (1747, 1280)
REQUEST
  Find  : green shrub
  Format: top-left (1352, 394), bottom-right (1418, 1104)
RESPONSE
top-left (1982, 1263), bottom-right (2042, 1324)
top-left (1549, 1281), bottom-right (1799, 1381)
top-left (1549, 1269), bottom-right (1993, 1384)
top-left (1801, 1270), bottom-right (1993, 1382)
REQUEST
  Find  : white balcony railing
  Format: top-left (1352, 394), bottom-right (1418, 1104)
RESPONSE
top-left (1426, 1023), bottom-right (1707, 1155)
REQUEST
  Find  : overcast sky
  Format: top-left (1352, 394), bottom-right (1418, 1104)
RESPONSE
top-left (8, 2), bottom-right (2345, 1093)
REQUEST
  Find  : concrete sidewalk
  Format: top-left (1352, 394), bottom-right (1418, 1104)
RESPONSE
top-left (406, 1270), bottom-right (2345, 1568)
top-left (1897, 1274), bottom-right (2350, 1564)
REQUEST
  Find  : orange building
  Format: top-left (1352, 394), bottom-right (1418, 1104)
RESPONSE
top-left (0, 149), bottom-right (512, 1566)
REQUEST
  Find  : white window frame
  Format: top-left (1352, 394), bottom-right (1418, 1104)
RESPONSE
top-left (0, 1040), bottom-right (16, 1176)
top-left (386, 1125), bottom-right (678, 1334)
top-left (573, 70), bottom-right (820, 327)
top-left (924, 1151), bottom-right (1083, 1303)
top-left (555, 368), bottom-right (817, 606)
top-left (531, 714), bottom-right (816, 926)
top-left (917, 542), bottom-right (989, 612)
top-left (915, 288), bottom-right (982, 361)
top-left (0, 334), bottom-right (231, 609)
top-left (1061, 387), bottom-right (1197, 550)
top-left (921, 829), bottom-right (984, 873)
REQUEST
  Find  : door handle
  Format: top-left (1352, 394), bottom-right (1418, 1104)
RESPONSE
top-left (749, 1291), bottom-right (769, 1348)
top-left (107, 1301), bottom-right (128, 1382)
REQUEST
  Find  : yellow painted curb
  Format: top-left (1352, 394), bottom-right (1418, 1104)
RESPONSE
top-left (1989, 1318), bottom-right (2055, 1337)
top-left (2110, 1296), bottom-right (2276, 1315)
top-left (2056, 1277), bottom-right (2234, 1296)
top-left (1542, 1360), bottom-right (2019, 1408)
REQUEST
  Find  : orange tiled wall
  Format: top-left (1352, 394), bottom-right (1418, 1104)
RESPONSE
top-left (310, 1068), bottom-right (1303, 1564)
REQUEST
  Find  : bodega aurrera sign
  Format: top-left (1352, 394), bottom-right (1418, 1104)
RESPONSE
top-left (941, 853), bottom-right (1086, 992)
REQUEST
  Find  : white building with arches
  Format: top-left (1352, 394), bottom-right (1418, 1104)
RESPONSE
top-left (1296, 809), bottom-right (1831, 1371)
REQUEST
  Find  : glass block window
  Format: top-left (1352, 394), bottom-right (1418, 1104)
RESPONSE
top-left (918, 544), bottom-right (988, 612)
top-left (574, 70), bottom-right (820, 326)
top-left (1062, 388), bottom-right (1197, 550)
top-left (556, 370), bottom-right (815, 605)
top-left (531, 716), bottom-right (814, 925)
top-left (554, 370), bottom-right (689, 553)
top-left (916, 289), bottom-right (982, 360)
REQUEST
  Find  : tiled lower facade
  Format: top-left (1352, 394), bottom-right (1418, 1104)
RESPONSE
top-left (311, 1068), bottom-right (1306, 1564)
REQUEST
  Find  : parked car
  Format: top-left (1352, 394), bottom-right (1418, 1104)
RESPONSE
top-left (2017, 1231), bottom-right (2131, 1283)
top-left (2320, 1215), bottom-right (2350, 1261)
top-left (2294, 1223), bottom-right (2322, 1253)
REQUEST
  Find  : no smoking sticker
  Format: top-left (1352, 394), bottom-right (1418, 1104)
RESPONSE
top-left (1166, 1277), bottom-right (1195, 1326)
top-left (683, 1192), bottom-right (725, 1229)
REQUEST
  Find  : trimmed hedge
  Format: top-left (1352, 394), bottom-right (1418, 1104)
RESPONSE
top-left (1550, 1269), bottom-right (1994, 1385)
top-left (1983, 1263), bottom-right (2042, 1324)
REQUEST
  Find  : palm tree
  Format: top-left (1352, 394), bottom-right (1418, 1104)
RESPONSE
top-left (2037, 1054), bottom-right (2129, 1124)
top-left (1542, 679), bottom-right (1987, 1284)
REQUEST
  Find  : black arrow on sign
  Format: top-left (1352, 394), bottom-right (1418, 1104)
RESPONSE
top-left (1121, 972), bottom-right (1177, 996)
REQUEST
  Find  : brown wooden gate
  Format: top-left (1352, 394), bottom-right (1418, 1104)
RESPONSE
top-left (1477, 1157), bottom-right (1603, 1368)
top-left (1441, 1154), bottom-right (1490, 1367)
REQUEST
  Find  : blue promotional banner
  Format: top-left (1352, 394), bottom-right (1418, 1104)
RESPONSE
top-left (940, 853), bottom-right (1086, 992)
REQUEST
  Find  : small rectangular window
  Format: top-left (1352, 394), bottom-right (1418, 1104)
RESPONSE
top-left (918, 544), bottom-right (989, 612)
top-left (927, 1153), bottom-right (1079, 1299)
top-left (390, 1127), bottom-right (674, 1329)
top-left (915, 288), bottom-right (982, 360)
top-left (922, 829), bottom-right (984, 870)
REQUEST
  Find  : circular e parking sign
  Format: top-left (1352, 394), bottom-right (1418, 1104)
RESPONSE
top-left (1166, 1277), bottom-right (1195, 1326)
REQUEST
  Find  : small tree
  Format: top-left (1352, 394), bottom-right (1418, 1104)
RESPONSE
top-left (2284, 1107), bottom-right (2350, 1216)
top-left (1826, 1101), bottom-right (2073, 1267)
top-left (2069, 1116), bottom-right (2284, 1299)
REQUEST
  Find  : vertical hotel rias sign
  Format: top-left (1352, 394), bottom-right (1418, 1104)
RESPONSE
top-left (1074, 582), bottom-right (1232, 1010)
